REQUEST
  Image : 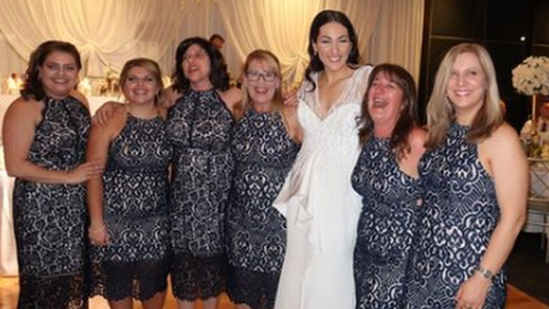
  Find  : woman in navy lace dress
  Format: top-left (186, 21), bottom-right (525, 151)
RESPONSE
top-left (227, 50), bottom-right (301, 309)
top-left (92, 37), bottom-right (242, 309)
top-left (86, 58), bottom-right (172, 309)
top-left (351, 64), bottom-right (426, 309)
top-left (404, 43), bottom-right (528, 309)
top-left (166, 37), bottom-right (242, 309)
top-left (2, 41), bottom-right (103, 309)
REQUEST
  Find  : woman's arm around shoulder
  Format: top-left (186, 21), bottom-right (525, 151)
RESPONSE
top-left (159, 86), bottom-right (181, 110)
top-left (219, 87), bottom-right (243, 114)
top-left (93, 100), bottom-right (127, 126)
top-left (86, 106), bottom-right (127, 246)
top-left (400, 127), bottom-right (427, 178)
top-left (282, 104), bottom-right (302, 144)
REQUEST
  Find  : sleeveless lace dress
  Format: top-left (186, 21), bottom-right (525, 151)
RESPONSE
top-left (89, 113), bottom-right (172, 301)
top-left (351, 137), bottom-right (421, 309)
top-left (404, 123), bottom-right (506, 309)
top-left (167, 89), bottom-right (234, 300)
top-left (273, 65), bottom-right (372, 309)
top-left (227, 109), bottom-right (300, 309)
top-left (13, 96), bottom-right (90, 309)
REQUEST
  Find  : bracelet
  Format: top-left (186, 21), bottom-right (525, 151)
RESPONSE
top-left (88, 225), bottom-right (106, 234)
top-left (475, 265), bottom-right (495, 280)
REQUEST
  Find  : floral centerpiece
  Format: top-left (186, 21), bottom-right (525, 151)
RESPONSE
top-left (512, 56), bottom-right (549, 96)
top-left (513, 56), bottom-right (549, 157)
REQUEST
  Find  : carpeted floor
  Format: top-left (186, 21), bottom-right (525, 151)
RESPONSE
top-left (507, 231), bottom-right (549, 305)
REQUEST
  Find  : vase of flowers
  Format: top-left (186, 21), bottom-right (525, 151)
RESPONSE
top-left (512, 56), bottom-right (549, 120)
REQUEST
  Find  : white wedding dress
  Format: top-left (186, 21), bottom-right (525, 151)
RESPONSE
top-left (274, 65), bottom-right (372, 309)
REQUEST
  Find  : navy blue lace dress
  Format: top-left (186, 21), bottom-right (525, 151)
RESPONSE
top-left (351, 137), bottom-right (421, 309)
top-left (89, 113), bottom-right (172, 301)
top-left (167, 89), bottom-right (234, 300)
top-left (227, 109), bottom-right (300, 309)
top-left (404, 123), bottom-right (506, 309)
top-left (12, 96), bottom-right (90, 309)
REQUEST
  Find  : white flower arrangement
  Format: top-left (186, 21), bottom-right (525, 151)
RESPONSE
top-left (512, 56), bottom-right (549, 96)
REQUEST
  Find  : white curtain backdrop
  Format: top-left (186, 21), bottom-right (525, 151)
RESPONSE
top-left (0, 0), bottom-right (182, 77)
top-left (0, 0), bottom-right (424, 86)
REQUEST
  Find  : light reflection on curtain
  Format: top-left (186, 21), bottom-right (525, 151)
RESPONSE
top-left (0, 0), bottom-right (424, 84)
top-left (0, 0), bottom-right (182, 77)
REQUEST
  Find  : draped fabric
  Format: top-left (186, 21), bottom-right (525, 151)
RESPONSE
top-left (0, 0), bottom-right (424, 83)
top-left (0, 0), bottom-right (182, 77)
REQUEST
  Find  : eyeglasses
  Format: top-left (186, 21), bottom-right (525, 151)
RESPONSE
top-left (245, 70), bottom-right (278, 82)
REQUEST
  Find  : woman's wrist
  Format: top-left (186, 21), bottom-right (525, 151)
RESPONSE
top-left (88, 224), bottom-right (106, 234)
top-left (475, 264), bottom-right (496, 281)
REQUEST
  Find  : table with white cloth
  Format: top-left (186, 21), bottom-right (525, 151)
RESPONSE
top-left (525, 158), bottom-right (549, 233)
top-left (0, 167), bottom-right (16, 276)
top-left (0, 94), bottom-right (116, 276)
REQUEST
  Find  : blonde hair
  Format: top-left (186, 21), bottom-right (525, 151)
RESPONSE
top-left (240, 49), bottom-right (284, 118)
top-left (119, 58), bottom-right (164, 105)
top-left (425, 43), bottom-right (503, 148)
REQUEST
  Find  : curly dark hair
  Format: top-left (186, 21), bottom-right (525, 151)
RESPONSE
top-left (171, 36), bottom-right (230, 94)
top-left (357, 64), bottom-right (418, 160)
top-left (21, 40), bottom-right (82, 101)
top-left (304, 10), bottom-right (361, 92)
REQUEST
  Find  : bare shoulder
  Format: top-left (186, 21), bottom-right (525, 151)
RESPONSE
top-left (70, 90), bottom-right (90, 110)
top-left (481, 123), bottom-right (524, 161)
top-left (409, 127), bottom-right (428, 144)
top-left (160, 87), bottom-right (181, 109)
top-left (408, 127), bottom-right (428, 156)
top-left (485, 123), bottom-right (521, 148)
top-left (158, 106), bottom-right (168, 120)
top-left (5, 97), bottom-right (42, 121)
top-left (282, 104), bottom-right (298, 117)
top-left (92, 101), bottom-right (126, 132)
top-left (220, 87), bottom-right (243, 108)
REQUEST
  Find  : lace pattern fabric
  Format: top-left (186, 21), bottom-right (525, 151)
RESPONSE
top-left (404, 123), bottom-right (506, 309)
top-left (351, 137), bottom-right (421, 309)
top-left (170, 252), bottom-right (225, 300)
top-left (18, 273), bottom-right (88, 309)
top-left (228, 109), bottom-right (299, 273)
top-left (12, 96), bottom-right (91, 308)
top-left (227, 266), bottom-right (281, 309)
top-left (167, 89), bottom-right (234, 300)
top-left (167, 89), bottom-right (234, 257)
top-left (89, 113), bottom-right (172, 301)
top-left (89, 259), bottom-right (168, 301)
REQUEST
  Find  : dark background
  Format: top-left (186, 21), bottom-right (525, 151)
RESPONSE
top-left (419, 0), bottom-right (549, 131)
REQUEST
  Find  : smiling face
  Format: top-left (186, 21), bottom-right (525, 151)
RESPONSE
top-left (244, 59), bottom-right (280, 108)
top-left (446, 51), bottom-right (487, 122)
top-left (122, 66), bottom-right (160, 106)
top-left (367, 71), bottom-right (404, 130)
top-left (313, 21), bottom-right (352, 73)
top-left (182, 44), bottom-right (212, 90)
top-left (39, 51), bottom-right (79, 99)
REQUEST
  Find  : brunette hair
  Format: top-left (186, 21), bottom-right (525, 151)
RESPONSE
top-left (303, 10), bottom-right (360, 92)
top-left (21, 40), bottom-right (82, 101)
top-left (357, 63), bottom-right (418, 160)
top-left (171, 36), bottom-right (229, 94)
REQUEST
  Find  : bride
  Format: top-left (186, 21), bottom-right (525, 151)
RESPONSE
top-left (274, 10), bottom-right (372, 309)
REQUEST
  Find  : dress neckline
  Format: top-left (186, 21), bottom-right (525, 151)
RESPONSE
top-left (310, 66), bottom-right (363, 122)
